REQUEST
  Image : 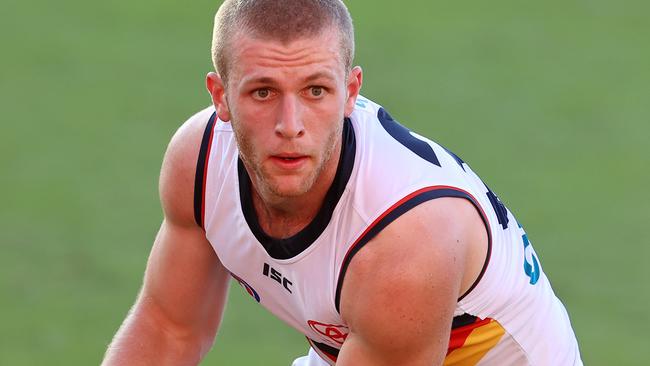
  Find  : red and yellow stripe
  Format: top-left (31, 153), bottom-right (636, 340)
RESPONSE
top-left (444, 317), bottom-right (505, 366)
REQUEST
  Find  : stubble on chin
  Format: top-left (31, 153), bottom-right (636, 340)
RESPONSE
top-left (233, 120), bottom-right (342, 199)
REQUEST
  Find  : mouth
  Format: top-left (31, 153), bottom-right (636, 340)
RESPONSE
top-left (270, 154), bottom-right (309, 169)
top-left (273, 152), bottom-right (307, 159)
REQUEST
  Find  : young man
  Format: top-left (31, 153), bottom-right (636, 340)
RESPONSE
top-left (102, 1), bottom-right (582, 365)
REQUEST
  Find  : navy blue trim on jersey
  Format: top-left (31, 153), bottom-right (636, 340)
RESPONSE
top-left (486, 187), bottom-right (509, 230)
top-left (334, 187), bottom-right (491, 313)
top-left (377, 107), bottom-right (441, 167)
top-left (238, 118), bottom-right (356, 260)
top-left (443, 145), bottom-right (466, 171)
top-left (452, 313), bottom-right (479, 329)
top-left (310, 338), bottom-right (340, 359)
top-left (193, 112), bottom-right (217, 228)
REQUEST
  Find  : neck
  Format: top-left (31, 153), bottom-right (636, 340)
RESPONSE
top-left (251, 194), bottom-right (320, 239)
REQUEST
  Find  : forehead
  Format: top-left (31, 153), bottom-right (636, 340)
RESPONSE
top-left (228, 29), bottom-right (345, 84)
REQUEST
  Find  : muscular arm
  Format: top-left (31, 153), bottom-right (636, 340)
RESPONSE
top-left (337, 197), bottom-right (488, 366)
top-left (102, 110), bottom-right (230, 365)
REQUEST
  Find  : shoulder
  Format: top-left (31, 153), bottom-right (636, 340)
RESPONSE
top-left (159, 106), bottom-right (216, 227)
top-left (341, 197), bottom-right (483, 309)
top-left (338, 197), bottom-right (487, 361)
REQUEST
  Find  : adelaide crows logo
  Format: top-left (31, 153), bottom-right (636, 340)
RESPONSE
top-left (307, 320), bottom-right (349, 345)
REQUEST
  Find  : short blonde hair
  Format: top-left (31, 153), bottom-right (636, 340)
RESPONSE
top-left (212, 0), bottom-right (355, 83)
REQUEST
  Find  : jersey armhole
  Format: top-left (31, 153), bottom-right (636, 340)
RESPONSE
top-left (193, 112), bottom-right (217, 228)
top-left (307, 337), bottom-right (339, 364)
top-left (334, 185), bottom-right (492, 312)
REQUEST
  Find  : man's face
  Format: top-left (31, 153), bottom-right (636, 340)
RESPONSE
top-left (209, 29), bottom-right (361, 200)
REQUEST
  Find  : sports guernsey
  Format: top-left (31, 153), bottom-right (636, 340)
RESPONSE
top-left (193, 96), bottom-right (582, 365)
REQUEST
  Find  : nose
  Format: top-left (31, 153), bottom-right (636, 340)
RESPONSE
top-left (275, 95), bottom-right (305, 139)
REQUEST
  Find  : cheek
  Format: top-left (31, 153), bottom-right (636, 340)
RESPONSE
top-left (231, 124), bottom-right (250, 154)
top-left (231, 117), bottom-right (272, 159)
top-left (307, 99), bottom-right (343, 122)
top-left (234, 101), bottom-right (277, 132)
top-left (230, 102), bottom-right (261, 135)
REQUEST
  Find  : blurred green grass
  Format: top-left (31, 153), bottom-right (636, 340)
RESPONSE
top-left (1, 0), bottom-right (648, 364)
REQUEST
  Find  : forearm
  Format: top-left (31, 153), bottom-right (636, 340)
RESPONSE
top-left (102, 306), bottom-right (209, 366)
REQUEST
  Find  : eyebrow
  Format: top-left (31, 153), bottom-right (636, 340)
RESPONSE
top-left (242, 76), bottom-right (276, 86)
top-left (241, 72), bottom-right (336, 87)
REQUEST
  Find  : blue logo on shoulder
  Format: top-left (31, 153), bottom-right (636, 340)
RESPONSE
top-left (517, 221), bottom-right (540, 285)
top-left (522, 232), bottom-right (540, 285)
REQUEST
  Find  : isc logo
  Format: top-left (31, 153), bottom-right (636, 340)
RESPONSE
top-left (262, 263), bottom-right (293, 294)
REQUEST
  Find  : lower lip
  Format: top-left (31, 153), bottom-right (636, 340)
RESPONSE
top-left (270, 156), bottom-right (308, 170)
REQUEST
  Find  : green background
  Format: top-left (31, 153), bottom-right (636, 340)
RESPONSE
top-left (1, 0), bottom-right (648, 364)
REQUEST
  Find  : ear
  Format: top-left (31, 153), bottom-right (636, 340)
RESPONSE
top-left (206, 72), bottom-right (231, 122)
top-left (344, 66), bottom-right (363, 117)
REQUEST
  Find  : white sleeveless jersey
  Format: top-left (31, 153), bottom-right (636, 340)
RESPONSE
top-left (193, 96), bottom-right (582, 365)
